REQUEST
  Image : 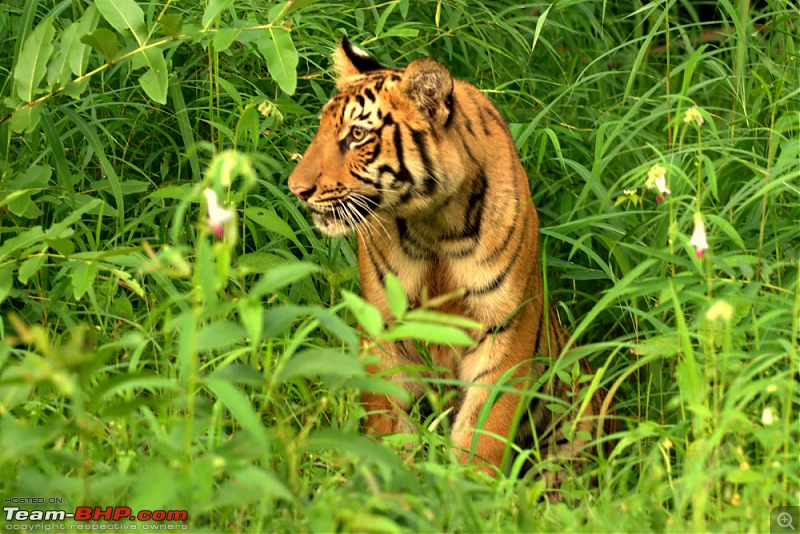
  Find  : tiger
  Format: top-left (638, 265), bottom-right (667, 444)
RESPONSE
top-left (287, 37), bottom-right (615, 491)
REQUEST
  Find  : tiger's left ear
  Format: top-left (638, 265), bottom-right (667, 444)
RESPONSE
top-left (401, 57), bottom-right (453, 127)
top-left (334, 36), bottom-right (383, 87)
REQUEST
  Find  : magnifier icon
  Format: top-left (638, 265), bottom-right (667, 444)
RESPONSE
top-left (778, 512), bottom-right (796, 530)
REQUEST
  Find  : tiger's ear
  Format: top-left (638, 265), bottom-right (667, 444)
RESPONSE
top-left (334, 36), bottom-right (383, 87)
top-left (401, 57), bottom-right (453, 126)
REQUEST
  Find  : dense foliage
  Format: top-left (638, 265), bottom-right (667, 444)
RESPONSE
top-left (1, 0), bottom-right (798, 531)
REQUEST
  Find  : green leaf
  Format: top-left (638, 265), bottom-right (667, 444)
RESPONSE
top-left (0, 265), bottom-right (14, 304)
top-left (237, 252), bottom-right (285, 274)
top-left (238, 300), bottom-right (263, 346)
top-left (14, 17), bottom-right (54, 102)
top-left (282, 0), bottom-right (323, 18)
top-left (196, 321), bottom-right (247, 352)
top-left (202, 0), bottom-right (235, 29)
top-left (196, 237), bottom-right (218, 306)
top-left (276, 348), bottom-right (365, 383)
top-left (403, 309), bottom-right (483, 330)
top-left (706, 213), bottom-right (746, 252)
top-left (384, 273), bottom-right (408, 319)
top-left (0, 226), bottom-right (45, 261)
top-left (157, 13), bottom-right (183, 38)
top-left (45, 238), bottom-right (75, 257)
top-left (147, 184), bottom-right (194, 200)
top-left (310, 308), bottom-right (360, 353)
top-left (7, 193), bottom-right (40, 218)
top-left (257, 28), bottom-right (298, 95)
top-left (18, 254), bottom-right (47, 284)
top-left (5, 163), bottom-right (50, 215)
top-left (342, 290), bottom-right (384, 337)
top-left (46, 23), bottom-right (78, 89)
top-left (249, 262), bottom-right (319, 299)
top-left (128, 462), bottom-right (180, 513)
top-left (138, 48), bottom-right (168, 104)
top-left (245, 206), bottom-right (298, 243)
top-left (345, 375), bottom-right (409, 400)
top-left (209, 362), bottom-right (264, 387)
top-left (205, 376), bottom-right (269, 449)
top-left (45, 198), bottom-right (101, 240)
top-left (95, 0), bottom-right (146, 43)
top-left (383, 322), bottom-right (476, 346)
top-left (71, 262), bottom-right (99, 300)
top-left (304, 429), bottom-right (405, 470)
top-left (226, 467), bottom-right (292, 502)
top-left (213, 27), bottom-right (241, 52)
top-left (81, 29), bottom-right (119, 63)
top-left (8, 102), bottom-right (44, 133)
top-left (91, 372), bottom-right (176, 403)
top-left (10, 163), bottom-right (52, 189)
top-left (235, 105), bottom-right (260, 146)
top-left (70, 5), bottom-right (100, 75)
top-left (107, 267), bottom-right (146, 299)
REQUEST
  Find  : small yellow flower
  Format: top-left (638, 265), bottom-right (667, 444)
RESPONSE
top-left (740, 461), bottom-right (750, 470)
top-left (662, 438), bottom-right (673, 450)
top-left (615, 188), bottom-right (641, 208)
top-left (646, 164), bottom-right (670, 202)
top-left (684, 107), bottom-right (704, 127)
top-left (258, 101), bottom-right (274, 117)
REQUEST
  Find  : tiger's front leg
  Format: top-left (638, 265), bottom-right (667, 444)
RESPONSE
top-left (450, 335), bottom-right (534, 475)
top-left (360, 341), bottom-right (422, 437)
top-left (361, 381), bottom-right (413, 437)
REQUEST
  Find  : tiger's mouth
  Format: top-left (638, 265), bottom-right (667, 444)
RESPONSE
top-left (307, 192), bottom-right (382, 237)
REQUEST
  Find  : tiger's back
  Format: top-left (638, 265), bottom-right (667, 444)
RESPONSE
top-left (288, 37), bottom-right (614, 487)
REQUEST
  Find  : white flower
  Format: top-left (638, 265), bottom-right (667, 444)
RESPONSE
top-left (646, 164), bottom-right (670, 202)
top-left (761, 407), bottom-right (775, 426)
top-left (688, 213), bottom-right (708, 258)
top-left (204, 189), bottom-right (235, 238)
top-left (684, 107), bottom-right (704, 127)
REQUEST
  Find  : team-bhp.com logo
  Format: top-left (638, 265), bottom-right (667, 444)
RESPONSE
top-left (4, 506), bottom-right (188, 531)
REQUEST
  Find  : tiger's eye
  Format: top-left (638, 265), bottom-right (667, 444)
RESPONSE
top-left (351, 126), bottom-right (367, 141)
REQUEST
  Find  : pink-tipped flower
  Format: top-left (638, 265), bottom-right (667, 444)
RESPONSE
top-left (646, 164), bottom-right (671, 202)
top-left (204, 189), bottom-right (235, 238)
top-left (689, 213), bottom-right (708, 258)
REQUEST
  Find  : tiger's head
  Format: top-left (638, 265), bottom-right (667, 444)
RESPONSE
top-left (288, 37), bottom-right (461, 237)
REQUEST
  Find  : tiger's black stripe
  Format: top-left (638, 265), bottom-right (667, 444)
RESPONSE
top-left (460, 170), bottom-right (487, 238)
top-left (396, 217), bottom-right (437, 260)
top-left (465, 264), bottom-right (510, 296)
top-left (364, 236), bottom-right (397, 281)
top-left (409, 128), bottom-right (438, 194)
top-left (389, 124), bottom-right (414, 186)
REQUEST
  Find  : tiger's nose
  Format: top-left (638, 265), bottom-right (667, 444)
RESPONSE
top-left (289, 183), bottom-right (316, 201)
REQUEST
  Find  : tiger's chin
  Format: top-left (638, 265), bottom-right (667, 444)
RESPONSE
top-left (311, 211), bottom-right (360, 237)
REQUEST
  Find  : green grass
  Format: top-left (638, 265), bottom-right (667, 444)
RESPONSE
top-left (1, 0), bottom-right (798, 531)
